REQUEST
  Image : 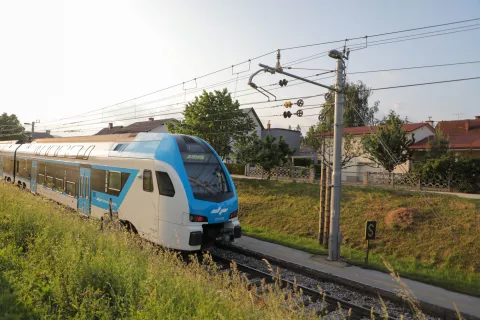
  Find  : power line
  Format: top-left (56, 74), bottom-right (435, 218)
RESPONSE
top-left (280, 17), bottom-right (480, 51)
top-left (371, 76), bottom-right (480, 91)
top-left (284, 24), bottom-right (480, 68)
top-left (38, 18), bottom-right (480, 128)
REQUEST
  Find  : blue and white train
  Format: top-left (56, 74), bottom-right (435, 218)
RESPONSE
top-left (0, 133), bottom-right (241, 251)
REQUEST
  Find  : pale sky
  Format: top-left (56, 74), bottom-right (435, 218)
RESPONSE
top-left (1, 0), bottom-right (480, 136)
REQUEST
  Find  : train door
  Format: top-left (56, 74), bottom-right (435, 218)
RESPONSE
top-left (31, 161), bottom-right (37, 193)
top-left (79, 168), bottom-right (91, 216)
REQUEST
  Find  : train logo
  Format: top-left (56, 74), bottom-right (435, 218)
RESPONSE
top-left (211, 207), bottom-right (228, 215)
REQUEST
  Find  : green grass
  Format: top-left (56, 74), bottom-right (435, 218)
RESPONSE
top-left (234, 178), bottom-right (480, 296)
top-left (0, 183), bottom-right (316, 320)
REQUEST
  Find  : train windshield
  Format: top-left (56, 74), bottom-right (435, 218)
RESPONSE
top-left (175, 135), bottom-right (233, 202)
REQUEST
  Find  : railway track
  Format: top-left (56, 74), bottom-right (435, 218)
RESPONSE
top-left (210, 252), bottom-right (396, 320)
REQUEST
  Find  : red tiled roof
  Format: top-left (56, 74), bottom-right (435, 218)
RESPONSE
top-left (436, 119), bottom-right (480, 136)
top-left (321, 122), bottom-right (433, 136)
top-left (411, 134), bottom-right (480, 150)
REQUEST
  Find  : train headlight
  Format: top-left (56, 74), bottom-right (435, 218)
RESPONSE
top-left (229, 210), bottom-right (238, 219)
top-left (189, 214), bottom-right (208, 223)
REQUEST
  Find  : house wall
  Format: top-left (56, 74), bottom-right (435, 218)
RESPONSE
top-left (150, 125), bottom-right (169, 133)
top-left (262, 129), bottom-right (301, 156)
top-left (247, 112), bottom-right (263, 138)
top-left (322, 126), bottom-right (435, 179)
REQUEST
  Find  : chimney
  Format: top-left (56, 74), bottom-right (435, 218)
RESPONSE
top-left (475, 116), bottom-right (480, 120)
top-left (465, 120), bottom-right (469, 132)
top-left (46, 130), bottom-right (50, 135)
top-left (148, 117), bottom-right (154, 121)
top-left (424, 116), bottom-right (434, 127)
top-left (267, 120), bottom-right (271, 129)
top-left (108, 123), bottom-right (113, 129)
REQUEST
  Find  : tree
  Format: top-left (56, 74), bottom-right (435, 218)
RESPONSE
top-left (232, 133), bottom-right (260, 165)
top-left (427, 126), bottom-right (449, 158)
top-left (302, 125), bottom-right (362, 168)
top-left (0, 113), bottom-right (26, 141)
top-left (166, 89), bottom-right (254, 160)
top-left (362, 110), bottom-right (415, 172)
top-left (295, 124), bottom-right (301, 132)
top-left (319, 80), bottom-right (379, 130)
top-left (233, 134), bottom-right (294, 179)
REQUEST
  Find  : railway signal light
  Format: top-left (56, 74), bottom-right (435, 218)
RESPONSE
top-left (279, 79), bottom-right (288, 87)
top-left (283, 101), bottom-right (293, 108)
top-left (283, 111), bottom-right (292, 118)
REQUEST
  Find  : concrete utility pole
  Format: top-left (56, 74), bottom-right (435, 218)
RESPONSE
top-left (247, 48), bottom-right (347, 260)
top-left (24, 122), bottom-right (35, 141)
top-left (318, 158), bottom-right (326, 244)
top-left (323, 165), bottom-right (332, 248)
top-left (328, 53), bottom-right (345, 261)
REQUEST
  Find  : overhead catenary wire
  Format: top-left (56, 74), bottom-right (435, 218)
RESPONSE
top-left (38, 17), bottom-right (480, 127)
top-left (280, 17), bottom-right (480, 51)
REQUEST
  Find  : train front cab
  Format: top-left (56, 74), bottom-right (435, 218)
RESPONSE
top-left (155, 135), bottom-right (241, 251)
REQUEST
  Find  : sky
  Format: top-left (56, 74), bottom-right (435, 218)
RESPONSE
top-left (1, 0), bottom-right (480, 136)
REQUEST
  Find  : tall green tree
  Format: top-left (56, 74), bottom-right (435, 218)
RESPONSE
top-left (166, 89), bottom-right (254, 159)
top-left (0, 113), bottom-right (26, 141)
top-left (362, 110), bottom-right (415, 172)
top-left (319, 80), bottom-right (379, 130)
top-left (233, 134), bottom-right (294, 179)
top-left (427, 126), bottom-right (449, 159)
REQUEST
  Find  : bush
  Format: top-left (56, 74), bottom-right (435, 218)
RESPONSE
top-left (0, 184), bottom-right (314, 319)
top-left (224, 163), bottom-right (245, 175)
top-left (293, 158), bottom-right (313, 167)
top-left (415, 154), bottom-right (480, 193)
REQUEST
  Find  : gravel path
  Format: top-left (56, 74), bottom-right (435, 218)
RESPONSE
top-left (210, 247), bottom-right (439, 320)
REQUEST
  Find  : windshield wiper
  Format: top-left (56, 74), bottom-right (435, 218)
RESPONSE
top-left (188, 177), bottom-right (216, 194)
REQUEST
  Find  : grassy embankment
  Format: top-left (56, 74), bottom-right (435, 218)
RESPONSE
top-left (0, 183), bottom-right (315, 319)
top-left (235, 178), bottom-right (480, 296)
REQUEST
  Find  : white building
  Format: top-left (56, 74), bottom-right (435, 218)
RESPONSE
top-left (321, 122), bottom-right (435, 181)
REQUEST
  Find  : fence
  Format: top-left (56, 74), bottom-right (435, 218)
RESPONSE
top-left (242, 165), bottom-right (477, 193)
top-left (245, 165), bottom-right (315, 182)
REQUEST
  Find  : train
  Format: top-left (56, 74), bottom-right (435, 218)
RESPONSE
top-left (0, 132), bottom-right (241, 251)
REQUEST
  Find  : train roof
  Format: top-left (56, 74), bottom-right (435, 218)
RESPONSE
top-left (0, 132), bottom-right (177, 160)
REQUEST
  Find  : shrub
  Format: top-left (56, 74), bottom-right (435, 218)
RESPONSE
top-left (0, 184), bottom-right (314, 319)
top-left (224, 163), bottom-right (245, 175)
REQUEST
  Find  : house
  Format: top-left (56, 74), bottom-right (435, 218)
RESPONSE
top-left (94, 118), bottom-right (175, 135)
top-left (24, 130), bottom-right (55, 142)
top-left (320, 122), bottom-right (435, 181)
top-left (435, 116), bottom-right (480, 136)
top-left (410, 116), bottom-right (480, 161)
top-left (261, 125), bottom-right (302, 156)
top-left (242, 108), bottom-right (264, 137)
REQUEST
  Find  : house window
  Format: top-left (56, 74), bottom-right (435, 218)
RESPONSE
top-left (143, 170), bottom-right (153, 192)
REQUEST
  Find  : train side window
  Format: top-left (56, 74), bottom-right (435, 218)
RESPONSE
top-left (108, 171), bottom-right (121, 191)
top-left (38, 174), bottom-right (45, 185)
top-left (56, 178), bottom-right (64, 193)
top-left (66, 181), bottom-right (75, 196)
top-left (156, 171), bottom-right (175, 197)
top-left (143, 170), bottom-right (153, 192)
top-left (46, 176), bottom-right (54, 189)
